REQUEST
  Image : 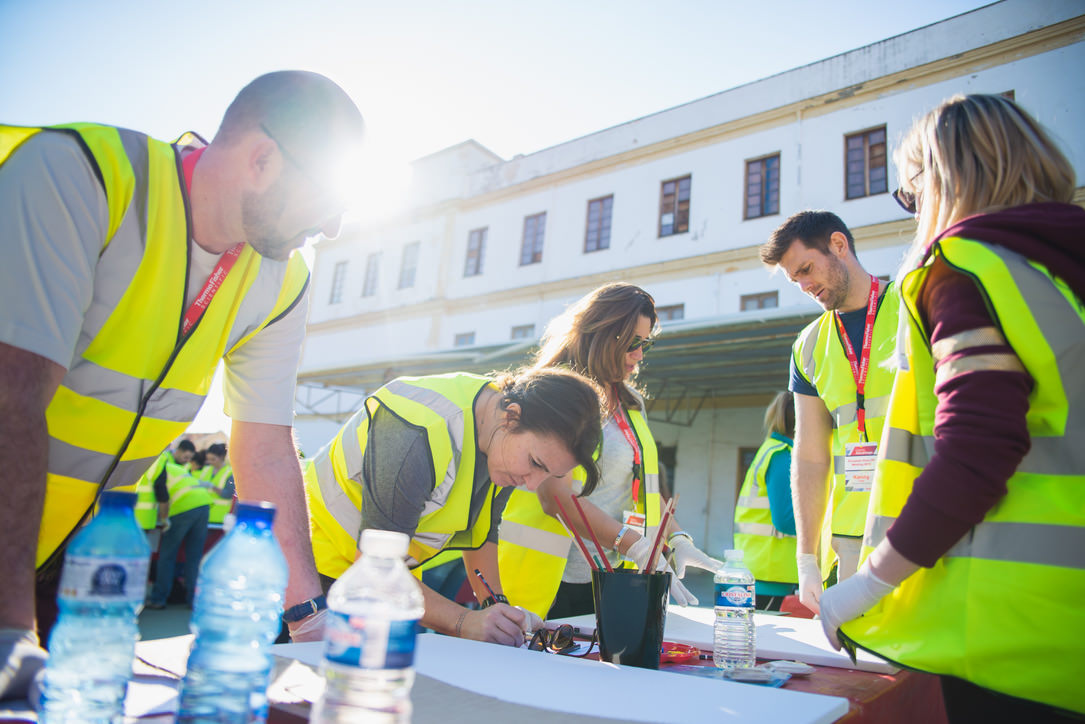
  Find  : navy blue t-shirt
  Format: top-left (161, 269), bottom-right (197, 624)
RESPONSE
top-left (789, 289), bottom-right (888, 397)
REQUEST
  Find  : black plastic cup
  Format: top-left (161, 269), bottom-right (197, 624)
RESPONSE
top-left (590, 567), bottom-right (670, 669)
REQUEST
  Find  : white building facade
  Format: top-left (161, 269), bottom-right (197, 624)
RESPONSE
top-left (296, 0), bottom-right (1085, 555)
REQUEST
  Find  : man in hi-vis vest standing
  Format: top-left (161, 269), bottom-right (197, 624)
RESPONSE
top-left (0, 71), bottom-right (366, 699)
top-left (758, 211), bottom-right (900, 614)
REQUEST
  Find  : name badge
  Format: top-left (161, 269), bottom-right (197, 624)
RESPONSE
top-left (844, 441), bottom-right (878, 492)
top-left (622, 510), bottom-right (646, 537)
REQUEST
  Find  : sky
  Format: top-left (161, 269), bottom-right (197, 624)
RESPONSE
top-left (0, 0), bottom-right (995, 432)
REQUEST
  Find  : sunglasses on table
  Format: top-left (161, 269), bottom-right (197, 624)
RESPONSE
top-left (627, 336), bottom-right (655, 354)
top-left (527, 624), bottom-right (597, 657)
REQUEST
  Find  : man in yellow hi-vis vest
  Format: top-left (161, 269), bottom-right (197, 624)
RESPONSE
top-left (759, 210), bottom-right (900, 614)
top-left (0, 71), bottom-right (365, 699)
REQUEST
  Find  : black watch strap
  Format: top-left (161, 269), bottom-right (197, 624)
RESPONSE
top-left (481, 593), bottom-right (509, 609)
top-left (282, 595), bottom-right (327, 623)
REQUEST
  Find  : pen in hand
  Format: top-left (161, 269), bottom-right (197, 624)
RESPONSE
top-left (473, 568), bottom-right (498, 602)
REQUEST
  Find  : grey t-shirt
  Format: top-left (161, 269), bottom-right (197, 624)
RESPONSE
top-left (360, 405), bottom-right (510, 545)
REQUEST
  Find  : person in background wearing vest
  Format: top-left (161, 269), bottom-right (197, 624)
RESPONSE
top-left (758, 211), bottom-right (901, 615)
top-left (818, 95), bottom-right (1084, 721)
top-left (499, 283), bottom-right (722, 621)
top-left (202, 443), bottom-right (236, 526)
top-left (302, 368), bottom-right (603, 647)
top-left (733, 391), bottom-right (798, 611)
top-left (0, 71), bottom-right (366, 699)
top-left (146, 440), bottom-right (213, 610)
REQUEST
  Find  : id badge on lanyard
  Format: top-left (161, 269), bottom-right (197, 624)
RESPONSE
top-left (834, 275), bottom-right (880, 493)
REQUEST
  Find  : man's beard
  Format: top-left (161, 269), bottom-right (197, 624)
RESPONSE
top-left (821, 256), bottom-right (851, 311)
top-left (241, 178), bottom-right (294, 261)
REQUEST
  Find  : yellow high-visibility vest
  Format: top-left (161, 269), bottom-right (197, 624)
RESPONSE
top-left (734, 432), bottom-right (798, 585)
top-left (792, 283), bottom-right (901, 539)
top-left (304, 374), bottom-right (498, 581)
top-left (1, 123), bottom-right (310, 569)
top-left (498, 402), bottom-right (661, 619)
top-left (841, 237), bottom-right (1085, 714)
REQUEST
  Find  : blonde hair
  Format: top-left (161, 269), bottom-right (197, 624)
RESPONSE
top-left (894, 93), bottom-right (1075, 274)
top-left (533, 283), bottom-right (657, 411)
top-left (763, 391), bottom-right (794, 438)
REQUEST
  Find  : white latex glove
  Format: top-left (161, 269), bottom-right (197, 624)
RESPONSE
top-left (625, 536), bottom-right (699, 607)
top-left (796, 553), bottom-right (823, 614)
top-left (0, 629), bottom-right (47, 702)
top-left (288, 607), bottom-right (330, 643)
top-left (513, 606), bottom-right (543, 644)
top-left (668, 536), bottom-right (724, 578)
top-left (818, 561), bottom-right (895, 650)
top-left (156, 518), bottom-right (171, 533)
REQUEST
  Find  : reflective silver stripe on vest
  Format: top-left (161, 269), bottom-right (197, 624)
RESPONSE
top-left (864, 514), bottom-right (894, 549)
top-left (735, 521), bottom-right (789, 539)
top-left (313, 411), bottom-right (364, 542)
top-left (500, 519), bottom-right (573, 558)
top-left (736, 495), bottom-right (770, 509)
top-left (48, 436), bottom-right (160, 491)
top-left (882, 426), bottom-right (1082, 477)
top-left (338, 410), bottom-right (366, 480)
top-left (797, 322), bottom-right (820, 383)
top-left (411, 530), bottom-right (454, 563)
top-left (63, 359), bottom-right (204, 422)
top-left (383, 379), bottom-right (466, 512)
top-left (948, 521), bottom-right (1085, 569)
top-left (829, 394), bottom-right (890, 431)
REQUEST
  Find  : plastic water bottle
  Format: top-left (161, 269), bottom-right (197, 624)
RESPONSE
top-left (713, 548), bottom-right (756, 669)
top-left (310, 529), bottom-right (425, 724)
top-left (178, 501), bottom-right (288, 723)
top-left (37, 490), bottom-right (151, 723)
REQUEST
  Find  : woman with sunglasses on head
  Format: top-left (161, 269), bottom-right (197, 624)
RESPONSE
top-left (500, 283), bottom-right (722, 620)
top-left (818, 94), bottom-right (1084, 720)
top-left (299, 367), bottom-right (603, 648)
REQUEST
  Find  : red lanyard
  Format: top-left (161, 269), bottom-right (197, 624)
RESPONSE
top-left (612, 390), bottom-right (643, 506)
top-left (179, 147), bottom-right (244, 338)
top-left (832, 275), bottom-right (879, 441)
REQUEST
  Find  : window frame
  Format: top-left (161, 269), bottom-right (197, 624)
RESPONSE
top-left (464, 227), bottom-right (487, 277)
top-left (519, 212), bottom-right (547, 266)
top-left (658, 175), bottom-right (691, 237)
top-left (361, 253), bottom-right (380, 298)
top-left (584, 195), bottom-right (614, 253)
top-left (656, 303), bottom-right (685, 322)
top-left (843, 125), bottom-right (888, 201)
top-left (328, 260), bottom-right (348, 304)
top-left (743, 153), bottom-right (781, 220)
top-left (510, 323), bottom-right (535, 341)
top-left (740, 291), bottom-right (779, 311)
top-left (454, 331), bottom-right (476, 348)
top-left (398, 241), bottom-right (420, 290)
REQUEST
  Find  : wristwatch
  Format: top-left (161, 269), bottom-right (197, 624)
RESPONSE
top-left (282, 595), bottom-right (327, 623)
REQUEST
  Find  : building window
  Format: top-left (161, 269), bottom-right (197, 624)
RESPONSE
top-left (657, 304), bottom-right (685, 322)
top-left (845, 126), bottom-right (888, 200)
top-left (736, 446), bottom-right (759, 501)
top-left (454, 332), bottom-right (475, 347)
top-left (398, 242), bottom-right (420, 289)
top-left (740, 291), bottom-right (779, 311)
top-left (361, 253), bottom-right (379, 297)
top-left (520, 212), bottom-right (546, 265)
top-left (584, 195), bottom-right (613, 252)
top-left (659, 176), bottom-right (691, 237)
top-left (744, 154), bottom-right (780, 219)
top-left (328, 261), bottom-right (347, 304)
top-left (464, 228), bottom-right (487, 277)
top-left (510, 324), bottom-right (535, 340)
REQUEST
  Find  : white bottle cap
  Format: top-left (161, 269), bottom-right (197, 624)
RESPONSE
top-left (360, 529), bottom-right (410, 559)
top-left (724, 549), bottom-right (744, 561)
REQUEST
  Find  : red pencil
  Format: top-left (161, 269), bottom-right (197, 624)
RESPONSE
top-left (553, 496), bottom-right (600, 571)
top-left (644, 496), bottom-right (677, 574)
top-left (571, 495), bottom-right (613, 573)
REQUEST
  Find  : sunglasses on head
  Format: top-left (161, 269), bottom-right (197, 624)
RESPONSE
top-left (627, 336), bottom-right (655, 354)
top-left (892, 169), bottom-right (924, 215)
top-left (527, 624), bottom-right (597, 657)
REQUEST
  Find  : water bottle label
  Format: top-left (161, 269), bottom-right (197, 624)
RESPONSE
top-left (714, 583), bottom-right (755, 608)
top-left (324, 611), bottom-right (419, 670)
top-left (58, 556), bottom-right (149, 603)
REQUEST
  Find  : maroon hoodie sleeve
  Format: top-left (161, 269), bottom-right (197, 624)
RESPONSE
top-left (885, 257), bottom-right (1033, 567)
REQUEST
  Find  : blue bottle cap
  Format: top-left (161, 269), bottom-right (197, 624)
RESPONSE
top-left (99, 490), bottom-right (137, 509)
top-left (235, 501), bottom-right (276, 526)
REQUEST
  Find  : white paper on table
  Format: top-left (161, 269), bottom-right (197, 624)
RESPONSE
top-left (551, 608), bottom-right (899, 674)
top-left (272, 634), bottom-right (848, 724)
